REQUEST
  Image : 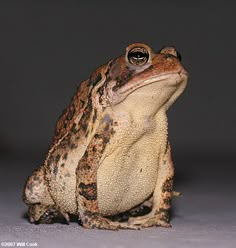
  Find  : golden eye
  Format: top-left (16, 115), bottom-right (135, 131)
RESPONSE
top-left (127, 47), bottom-right (149, 66)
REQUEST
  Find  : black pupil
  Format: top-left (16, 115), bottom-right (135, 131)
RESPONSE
top-left (131, 51), bottom-right (145, 59)
top-left (128, 48), bottom-right (149, 65)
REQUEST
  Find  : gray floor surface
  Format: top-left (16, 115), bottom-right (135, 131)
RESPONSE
top-left (0, 150), bottom-right (235, 248)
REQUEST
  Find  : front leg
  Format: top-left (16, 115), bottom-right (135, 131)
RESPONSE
top-left (129, 142), bottom-right (176, 228)
top-left (76, 121), bottom-right (138, 230)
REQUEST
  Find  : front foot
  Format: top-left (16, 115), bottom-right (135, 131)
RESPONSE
top-left (28, 204), bottom-right (69, 224)
top-left (81, 211), bottom-right (140, 230)
top-left (37, 208), bottom-right (70, 224)
top-left (128, 212), bottom-right (171, 228)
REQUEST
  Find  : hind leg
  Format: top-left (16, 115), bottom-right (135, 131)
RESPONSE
top-left (128, 142), bottom-right (175, 228)
top-left (23, 165), bottom-right (69, 223)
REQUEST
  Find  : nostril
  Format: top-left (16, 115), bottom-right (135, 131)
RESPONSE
top-left (164, 54), bottom-right (172, 59)
top-left (164, 52), bottom-right (182, 61)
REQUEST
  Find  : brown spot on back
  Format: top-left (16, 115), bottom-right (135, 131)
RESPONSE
top-left (70, 143), bottom-right (78, 150)
top-left (55, 154), bottom-right (61, 163)
top-left (79, 183), bottom-right (97, 201)
top-left (92, 109), bottom-right (97, 123)
top-left (63, 153), bottom-right (68, 160)
top-left (80, 163), bottom-right (91, 170)
top-left (53, 166), bottom-right (58, 176)
top-left (71, 123), bottom-right (78, 134)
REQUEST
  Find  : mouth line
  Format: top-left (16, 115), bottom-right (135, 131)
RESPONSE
top-left (119, 71), bottom-right (186, 95)
top-left (142, 70), bottom-right (188, 84)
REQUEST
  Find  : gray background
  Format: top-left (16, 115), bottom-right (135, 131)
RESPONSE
top-left (0, 1), bottom-right (235, 248)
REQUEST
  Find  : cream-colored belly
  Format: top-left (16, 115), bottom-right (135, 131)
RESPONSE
top-left (97, 132), bottom-right (162, 216)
